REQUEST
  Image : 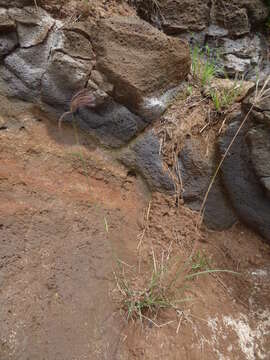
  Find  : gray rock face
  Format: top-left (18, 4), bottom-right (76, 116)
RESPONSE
top-left (0, 6), bottom-right (190, 148)
top-left (0, 9), bottom-right (18, 59)
top-left (0, 64), bottom-right (39, 100)
top-left (178, 139), bottom-right (237, 230)
top-left (242, 91), bottom-right (270, 126)
top-left (0, 31), bottom-right (18, 59)
top-left (8, 7), bottom-right (55, 48)
top-left (247, 127), bottom-right (270, 198)
top-left (41, 51), bottom-right (93, 110)
top-left (76, 97), bottom-right (147, 148)
top-left (218, 121), bottom-right (270, 242)
top-left (119, 131), bottom-right (174, 192)
top-left (4, 41), bottom-right (51, 91)
top-left (135, 0), bottom-right (269, 80)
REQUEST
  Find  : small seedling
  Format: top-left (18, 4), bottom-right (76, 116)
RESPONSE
top-left (191, 251), bottom-right (210, 272)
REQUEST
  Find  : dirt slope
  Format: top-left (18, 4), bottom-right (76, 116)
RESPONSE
top-left (0, 95), bottom-right (270, 359)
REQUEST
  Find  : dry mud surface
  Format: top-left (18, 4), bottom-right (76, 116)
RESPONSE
top-left (0, 96), bottom-right (270, 359)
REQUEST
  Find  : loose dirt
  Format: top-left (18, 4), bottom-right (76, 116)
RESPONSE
top-left (0, 95), bottom-right (270, 359)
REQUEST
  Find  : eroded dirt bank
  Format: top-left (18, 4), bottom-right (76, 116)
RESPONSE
top-left (0, 96), bottom-right (270, 360)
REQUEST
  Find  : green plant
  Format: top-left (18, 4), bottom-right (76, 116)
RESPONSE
top-left (191, 45), bottom-right (219, 86)
top-left (191, 251), bottom-right (210, 272)
top-left (209, 82), bottom-right (242, 111)
top-left (114, 250), bottom-right (238, 324)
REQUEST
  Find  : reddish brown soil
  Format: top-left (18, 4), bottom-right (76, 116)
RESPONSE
top-left (0, 95), bottom-right (270, 360)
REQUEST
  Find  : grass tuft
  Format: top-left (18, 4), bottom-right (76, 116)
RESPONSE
top-left (114, 248), bottom-right (239, 324)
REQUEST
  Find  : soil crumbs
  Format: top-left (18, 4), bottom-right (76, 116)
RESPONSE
top-left (0, 95), bottom-right (270, 360)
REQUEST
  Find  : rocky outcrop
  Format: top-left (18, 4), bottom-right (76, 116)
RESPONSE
top-left (219, 119), bottom-right (270, 242)
top-left (0, 6), bottom-right (190, 146)
top-left (134, 0), bottom-right (269, 79)
top-left (178, 138), bottom-right (237, 230)
top-left (247, 127), bottom-right (270, 198)
top-left (92, 16), bottom-right (190, 118)
top-left (119, 130), bottom-right (175, 192)
top-left (0, 4), bottom-right (190, 194)
top-left (76, 97), bottom-right (147, 148)
top-left (137, 0), bottom-right (211, 34)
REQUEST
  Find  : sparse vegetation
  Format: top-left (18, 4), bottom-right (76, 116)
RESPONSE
top-left (209, 82), bottom-right (242, 112)
top-left (191, 45), bottom-right (220, 86)
top-left (114, 249), bottom-right (238, 324)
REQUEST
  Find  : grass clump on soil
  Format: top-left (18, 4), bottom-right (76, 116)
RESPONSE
top-left (114, 248), bottom-right (238, 325)
top-left (209, 81), bottom-right (243, 112)
top-left (190, 44), bottom-right (243, 111)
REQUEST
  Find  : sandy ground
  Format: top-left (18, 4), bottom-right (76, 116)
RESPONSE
top-left (0, 95), bottom-right (270, 359)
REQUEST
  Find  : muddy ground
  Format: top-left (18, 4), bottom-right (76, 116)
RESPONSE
top-left (0, 95), bottom-right (270, 360)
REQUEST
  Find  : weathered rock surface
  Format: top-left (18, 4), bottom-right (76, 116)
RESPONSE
top-left (119, 130), bottom-right (174, 192)
top-left (76, 97), bottom-right (147, 148)
top-left (247, 127), bottom-right (270, 198)
top-left (0, 6), bottom-right (190, 148)
top-left (134, 0), bottom-right (269, 79)
top-left (178, 138), bottom-right (237, 230)
top-left (8, 7), bottom-right (55, 48)
top-left (219, 121), bottom-right (270, 242)
top-left (92, 16), bottom-right (190, 117)
top-left (41, 52), bottom-right (93, 110)
top-left (243, 90), bottom-right (270, 126)
top-left (135, 0), bottom-right (268, 35)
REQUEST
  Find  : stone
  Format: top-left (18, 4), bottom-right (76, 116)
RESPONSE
top-left (0, 0), bottom-right (33, 7)
top-left (8, 7), bottom-right (55, 48)
top-left (0, 65), bottom-right (40, 101)
top-left (242, 87), bottom-right (270, 126)
top-left (247, 127), bottom-right (270, 197)
top-left (4, 37), bottom-right (52, 91)
top-left (239, 0), bottom-right (269, 24)
top-left (178, 138), bottom-right (237, 230)
top-left (53, 29), bottom-right (95, 61)
top-left (0, 31), bottom-right (18, 59)
top-left (0, 8), bottom-right (16, 31)
top-left (136, 0), bottom-right (210, 34)
top-left (221, 36), bottom-right (261, 63)
top-left (211, 1), bottom-right (250, 37)
top-left (207, 25), bottom-right (228, 38)
top-left (89, 70), bottom-right (114, 94)
top-left (41, 51), bottom-right (93, 110)
top-left (211, 0), bottom-right (268, 32)
top-left (119, 130), bottom-right (174, 191)
top-left (75, 96), bottom-right (147, 148)
top-left (218, 121), bottom-right (270, 242)
top-left (224, 54), bottom-right (251, 76)
top-left (92, 16), bottom-right (190, 117)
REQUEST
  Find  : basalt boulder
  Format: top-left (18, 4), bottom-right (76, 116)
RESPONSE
top-left (91, 15), bottom-right (190, 118)
top-left (218, 120), bottom-right (270, 242)
top-left (178, 137), bottom-right (237, 230)
top-left (119, 130), bottom-right (175, 192)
